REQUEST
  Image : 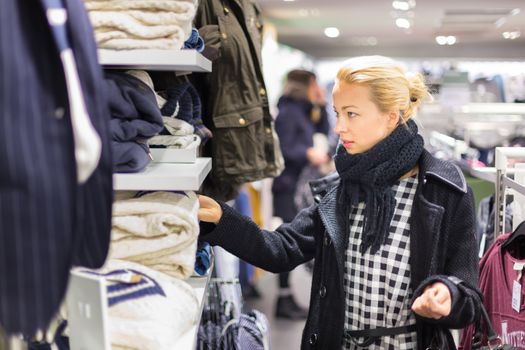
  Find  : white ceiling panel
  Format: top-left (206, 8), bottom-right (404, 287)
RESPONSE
top-left (257, 0), bottom-right (525, 59)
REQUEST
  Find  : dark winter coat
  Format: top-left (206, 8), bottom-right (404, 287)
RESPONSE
top-left (200, 150), bottom-right (481, 349)
top-left (272, 96), bottom-right (330, 194)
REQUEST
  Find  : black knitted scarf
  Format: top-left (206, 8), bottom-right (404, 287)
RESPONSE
top-left (334, 119), bottom-right (424, 254)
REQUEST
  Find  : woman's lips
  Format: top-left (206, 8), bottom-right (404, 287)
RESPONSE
top-left (342, 140), bottom-right (354, 148)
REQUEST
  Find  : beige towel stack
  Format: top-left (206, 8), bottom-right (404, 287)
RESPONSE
top-left (110, 191), bottom-right (199, 279)
top-left (83, 0), bottom-right (199, 50)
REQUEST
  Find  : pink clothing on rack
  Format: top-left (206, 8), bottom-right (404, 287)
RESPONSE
top-left (459, 234), bottom-right (525, 349)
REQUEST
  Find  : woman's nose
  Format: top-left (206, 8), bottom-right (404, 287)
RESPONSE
top-left (334, 115), bottom-right (347, 134)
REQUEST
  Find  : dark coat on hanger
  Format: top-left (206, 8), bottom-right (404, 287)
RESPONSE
top-left (0, 0), bottom-right (112, 335)
top-left (193, 0), bottom-right (284, 201)
top-left (200, 150), bottom-right (481, 350)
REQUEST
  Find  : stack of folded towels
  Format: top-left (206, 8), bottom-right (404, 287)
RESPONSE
top-left (83, 0), bottom-right (199, 50)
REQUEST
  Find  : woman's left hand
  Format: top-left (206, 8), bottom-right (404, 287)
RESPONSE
top-left (411, 282), bottom-right (451, 319)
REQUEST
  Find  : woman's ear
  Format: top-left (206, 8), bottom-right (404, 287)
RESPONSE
top-left (387, 110), bottom-right (401, 129)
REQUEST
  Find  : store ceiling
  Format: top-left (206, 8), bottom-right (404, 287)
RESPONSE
top-left (258, 0), bottom-right (525, 59)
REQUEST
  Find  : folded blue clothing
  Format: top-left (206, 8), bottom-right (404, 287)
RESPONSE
top-left (104, 71), bottom-right (164, 142)
top-left (112, 141), bottom-right (151, 173)
top-left (161, 82), bottom-right (201, 126)
top-left (183, 28), bottom-right (205, 52)
top-left (194, 241), bottom-right (212, 276)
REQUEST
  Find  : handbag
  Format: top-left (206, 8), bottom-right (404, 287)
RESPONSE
top-left (471, 303), bottom-right (517, 350)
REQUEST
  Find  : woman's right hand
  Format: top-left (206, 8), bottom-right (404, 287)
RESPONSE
top-left (198, 195), bottom-right (223, 224)
top-left (307, 147), bottom-right (330, 166)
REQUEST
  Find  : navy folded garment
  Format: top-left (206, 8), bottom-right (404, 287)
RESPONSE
top-left (112, 141), bottom-right (151, 173)
top-left (194, 241), bottom-right (212, 276)
top-left (183, 28), bottom-right (205, 52)
top-left (160, 81), bottom-right (212, 144)
top-left (161, 82), bottom-right (202, 126)
top-left (105, 71), bottom-right (164, 142)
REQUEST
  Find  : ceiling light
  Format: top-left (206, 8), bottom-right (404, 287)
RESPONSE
top-left (503, 31), bottom-right (521, 39)
top-left (511, 8), bottom-right (521, 16)
top-left (283, 0), bottom-right (295, 2)
top-left (435, 35), bottom-right (457, 45)
top-left (367, 37), bottom-right (378, 46)
top-left (324, 27), bottom-right (340, 38)
top-left (395, 18), bottom-right (411, 29)
top-left (392, 1), bottom-right (410, 11)
top-left (435, 36), bottom-right (447, 45)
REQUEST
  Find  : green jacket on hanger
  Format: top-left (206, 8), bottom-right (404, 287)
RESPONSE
top-left (193, 0), bottom-right (284, 201)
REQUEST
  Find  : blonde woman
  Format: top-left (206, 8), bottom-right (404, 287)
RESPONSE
top-left (198, 56), bottom-right (481, 349)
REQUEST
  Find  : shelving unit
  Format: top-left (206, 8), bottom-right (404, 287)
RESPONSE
top-left (470, 167), bottom-right (498, 183)
top-left (113, 157), bottom-right (211, 191)
top-left (469, 167), bottom-right (523, 184)
top-left (175, 273), bottom-right (212, 349)
top-left (494, 147), bottom-right (525, 237)
top-left (66, 49), bottom-right (213, 350)
top-left (98, 49), bottom-right (212, 72)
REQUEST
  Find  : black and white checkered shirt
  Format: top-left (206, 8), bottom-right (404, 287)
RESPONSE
top-left (342, 176), bottom-right (418, 350)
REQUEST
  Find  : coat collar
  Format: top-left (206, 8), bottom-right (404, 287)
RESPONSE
top-left (418, 150), bottom-right (467, 194)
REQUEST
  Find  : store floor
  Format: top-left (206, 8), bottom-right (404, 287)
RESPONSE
top-left (246, 264), bottom-right (312, 350)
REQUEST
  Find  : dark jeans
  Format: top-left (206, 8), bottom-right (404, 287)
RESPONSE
top-left (272, 192), bottom-right (298, 289)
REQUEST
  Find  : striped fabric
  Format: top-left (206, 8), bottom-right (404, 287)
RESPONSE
top-left (0, 0), bottom-right (112, 336)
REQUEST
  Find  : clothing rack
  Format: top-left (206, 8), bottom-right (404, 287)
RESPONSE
top-left (494, 147), bottom-right (525, 238)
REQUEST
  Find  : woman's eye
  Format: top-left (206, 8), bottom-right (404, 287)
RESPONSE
top-left (347, 112), bottom-right (357, 118)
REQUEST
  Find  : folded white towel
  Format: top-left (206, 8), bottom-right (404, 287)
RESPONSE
top-left (84, 0), bottom-right (198, 12)
top-left (163, 117), bottom-right (195, 136)
top-left (110, 191), bottom-right (199, 279)
top-left (149, 134), bottom-right (200, 149)
top-left (84, 0), bottom-right (197, 49)
top-left (80, 259), bottom-right (199, 350)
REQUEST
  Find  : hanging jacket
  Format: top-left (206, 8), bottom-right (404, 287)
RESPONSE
top-left (193, 0), bottom-right (284, 201)
top-left (0, 0), bottom-right (113, 336)
top-left (200, 150), bottom-right (481, 349)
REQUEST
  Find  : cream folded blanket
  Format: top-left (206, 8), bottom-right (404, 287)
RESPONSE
top-left (149, 134), bottom-right (200, 149)
top-left (84, 0), bottom-right (197, 49)
top-left (79, 259), bottom-right (199, 350)
top-left (110, 191), bottom-right (199, 279)
top-left (84, 0), bottom-right (198, 11)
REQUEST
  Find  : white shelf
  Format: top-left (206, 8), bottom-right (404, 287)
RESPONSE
top-left (175, 274), bottom-right (211, 349)
top-left (113, 157), bottom-right (211, 191)
top-left (151, 144), bottom-right (199, 164)
top-left (470, 167), bottom-right (497, 183)
top-left (98, 49), bottom-right (212, 72)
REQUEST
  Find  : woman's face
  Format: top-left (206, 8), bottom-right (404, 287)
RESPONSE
top-left (332, 81), bottom-right (398, 155)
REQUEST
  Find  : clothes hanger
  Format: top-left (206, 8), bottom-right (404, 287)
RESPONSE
top-left (502, 220), bottom-right (525, 259)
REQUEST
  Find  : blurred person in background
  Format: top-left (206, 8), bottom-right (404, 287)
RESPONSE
top-left (271, 69), bottom-right (331, 319)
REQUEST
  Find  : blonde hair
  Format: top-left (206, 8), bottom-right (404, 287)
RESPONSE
top-left (336, 56), bottom-right (431, 122)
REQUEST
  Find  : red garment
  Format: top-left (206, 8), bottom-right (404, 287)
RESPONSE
top-left (459, 234), bottom-right (525, 349)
